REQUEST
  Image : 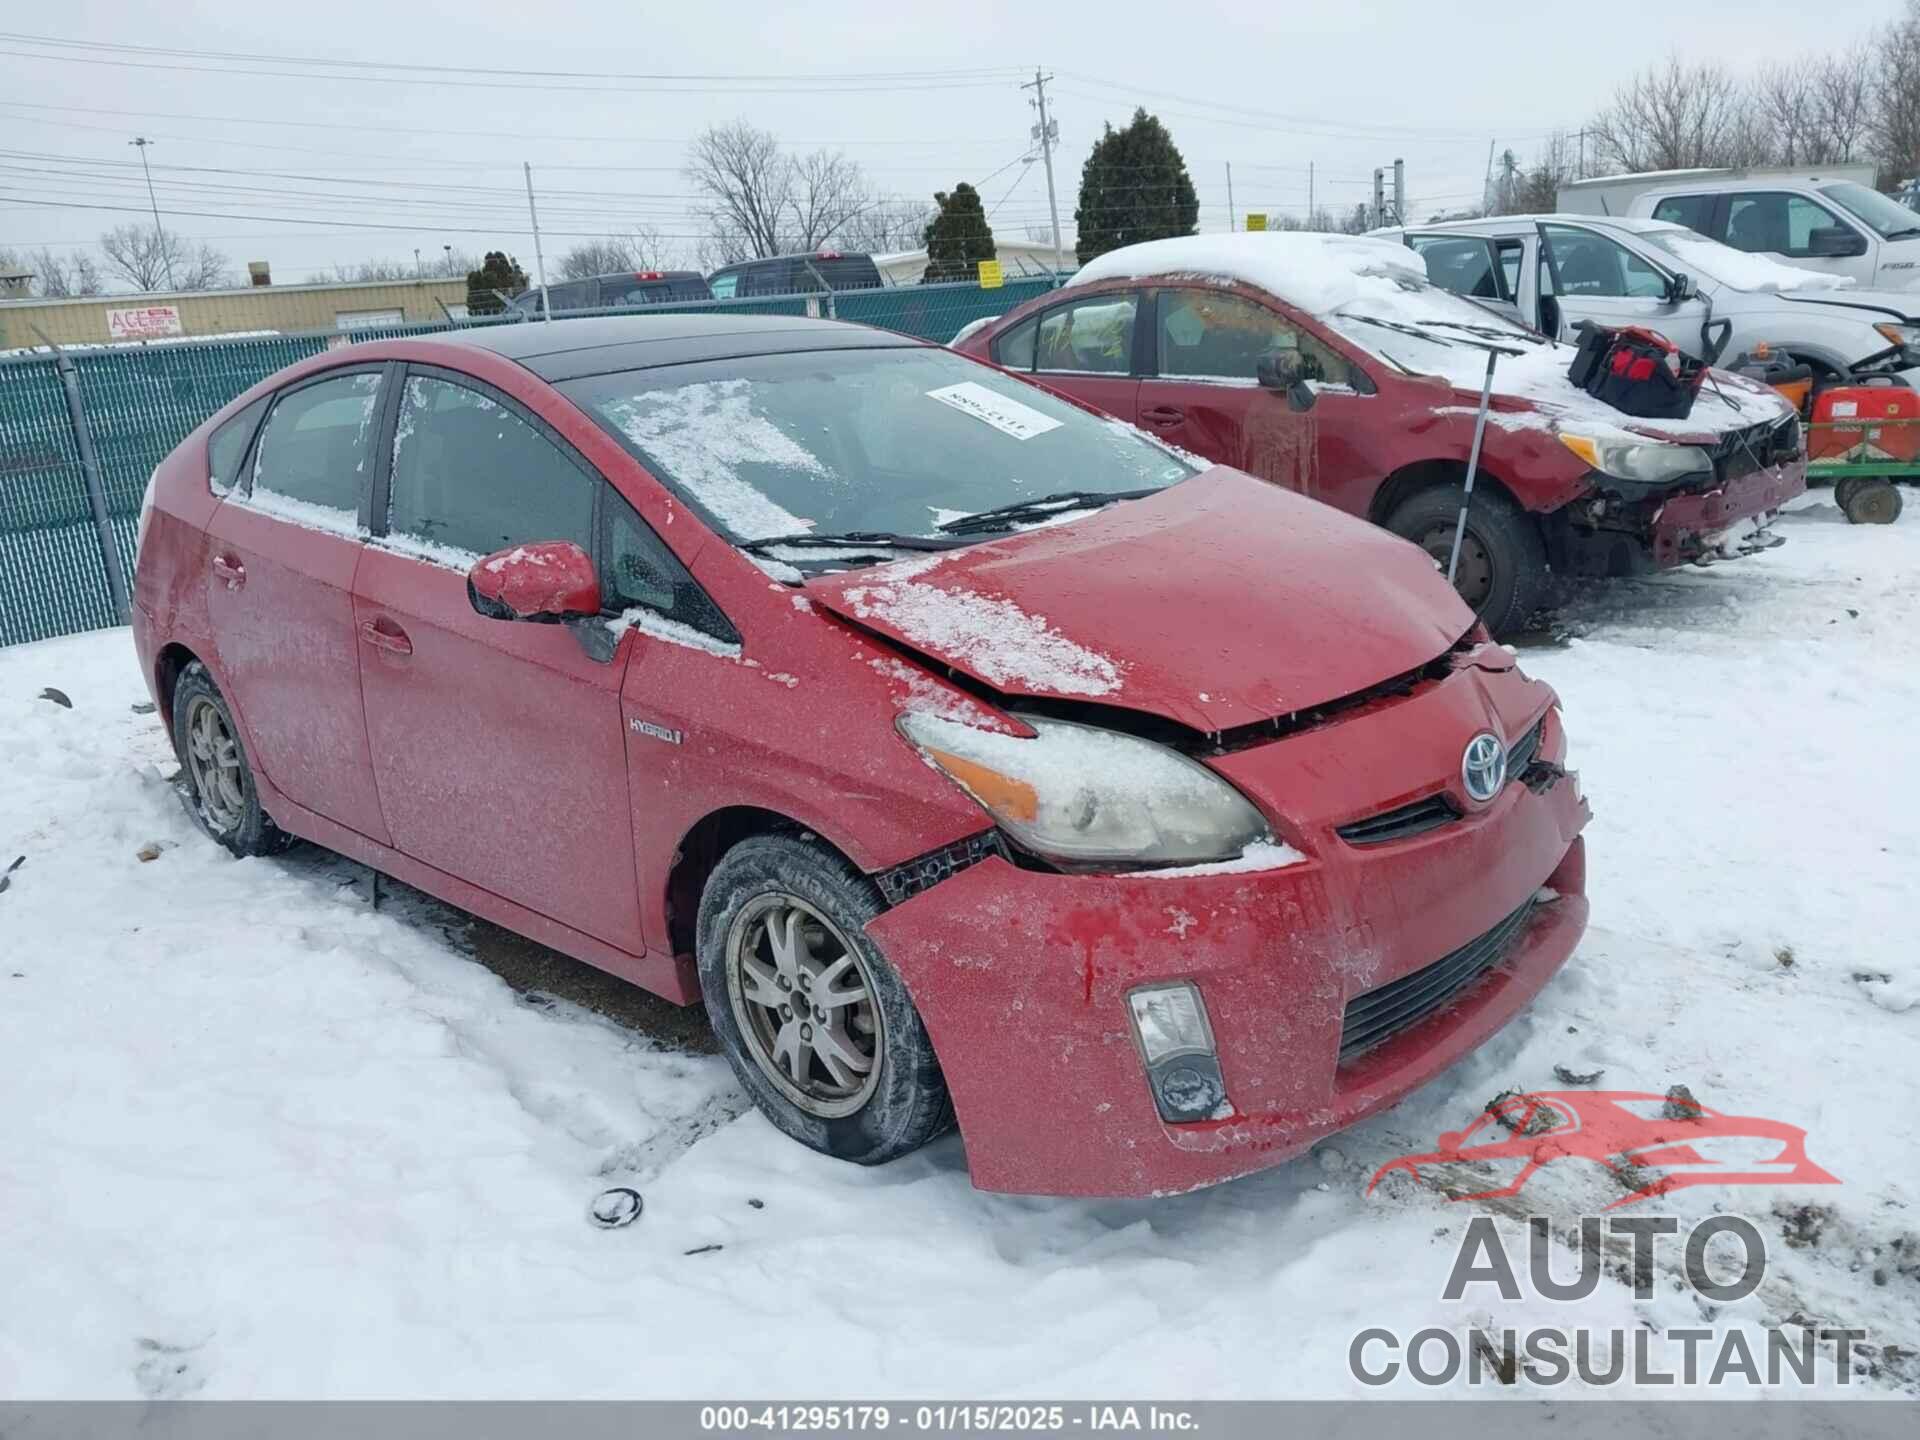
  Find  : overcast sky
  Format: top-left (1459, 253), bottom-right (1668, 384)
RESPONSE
top-left (0, 0), bottom-right (1901, 288)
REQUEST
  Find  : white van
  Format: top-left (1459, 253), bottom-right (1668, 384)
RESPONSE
top-left (1557, 168), bottom-right (1920, 291)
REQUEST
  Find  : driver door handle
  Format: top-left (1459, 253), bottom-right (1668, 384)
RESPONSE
top-left (1140, 405), bottom-right (1185, 426)
top-left (358, 618), bottom-right (413, 656)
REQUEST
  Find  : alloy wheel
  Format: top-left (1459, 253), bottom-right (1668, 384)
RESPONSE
top-left (184, 695), bottom-right (247, 833)
top-left (725, 892), bottom-right (884, 1118)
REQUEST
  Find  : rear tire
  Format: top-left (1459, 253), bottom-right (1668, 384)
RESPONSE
top-left (170, 662), bottom-right (292, 858)
top-left (1842, 478), bottom-right (1904, 525)
top-left (696, 835), bottom-right (952, 1166)
top-left (1386, 485), bottom-right (1548, 640)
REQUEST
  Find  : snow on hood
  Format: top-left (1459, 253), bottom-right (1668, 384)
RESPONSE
top-left (1069, 233), bottom-right (1792, 443)
top-left (806, 470), bottom-right (1472, 732)
top-left (1635, 223), bottom-right (1853, 293)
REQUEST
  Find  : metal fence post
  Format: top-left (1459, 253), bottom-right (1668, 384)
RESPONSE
top-left (33, 326), bottom-right (131, 626)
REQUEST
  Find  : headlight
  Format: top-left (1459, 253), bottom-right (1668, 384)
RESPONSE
top-left (898, 712), bottom-right (1270, 866)
top-left (1874, 321), bottom-right (1920, 355)
top-left (1558, 432), bottom-right (1713, 485)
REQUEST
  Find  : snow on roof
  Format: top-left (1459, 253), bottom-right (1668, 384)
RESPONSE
top-left (1068, 233), bottom-right (1428, 313)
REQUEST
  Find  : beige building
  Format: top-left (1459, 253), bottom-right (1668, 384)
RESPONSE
top-left (0, 274), bottom-right (473, 350)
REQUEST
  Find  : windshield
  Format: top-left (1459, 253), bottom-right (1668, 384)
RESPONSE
top-left (1821, 181), bottom-right (1920, 239)
top-left (1319, 267), bottom-right (1550, 387)
top-left (559, 347), bottom-right (1194, 556)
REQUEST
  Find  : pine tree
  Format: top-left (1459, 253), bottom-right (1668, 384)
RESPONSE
top-left (921, 183), bottom-right (997, 282)
top-left (1073, 110), bottom-right (1199, 264)
top-left (466, 251), bottom-right (529, 315)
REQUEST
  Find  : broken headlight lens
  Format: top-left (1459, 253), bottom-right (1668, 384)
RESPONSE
top-left (897, 712), bottom-right (1269, 866)
top-left (1874, 321), bottom-right (1920, 357)
top-left (1558, 432), bottom-right (1714, 486)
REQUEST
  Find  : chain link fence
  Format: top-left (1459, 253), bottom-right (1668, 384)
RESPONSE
top-left (0, 274), bottom-right (1058, 648)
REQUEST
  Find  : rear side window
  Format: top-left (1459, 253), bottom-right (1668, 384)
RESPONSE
top-left (250, 371), bottom-right (384, 521)
top-left (993, 315), bottom-right (1039, 370)
top-left (387, 374), bottom-right (596, 561)
top-left (709, 273), bottom-right (739, 299)
top-left (1035, 295), bottom-right (1137, 374)
top-left (605, 491), bottom-right (737, 642)
top-left (207, 396), bottom-right (269, 495)
top-left (1407, 236), bottom-right (1507, 301)
top-left (1651, 194), bottom-right (1716, 237)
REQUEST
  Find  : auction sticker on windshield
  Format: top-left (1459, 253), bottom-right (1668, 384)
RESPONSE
top-left (926, 382), bottom-right (1064, 440)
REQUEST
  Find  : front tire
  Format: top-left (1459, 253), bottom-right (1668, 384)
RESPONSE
top-left (171, 662), bottom-right (291, 857)
top-left (1386, 485), bottom-right (1548, 640)
top-left (696, 835), bottom-right (952, 1165)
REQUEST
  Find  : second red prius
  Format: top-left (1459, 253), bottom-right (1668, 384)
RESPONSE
top-left (130, 315), bottom-right (1589, 1197)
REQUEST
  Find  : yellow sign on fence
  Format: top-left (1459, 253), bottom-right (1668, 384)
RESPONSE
top-left (977, 259), bottom-right (1004, 289)
top-left (1245, 213), bottom-right (1267, 232)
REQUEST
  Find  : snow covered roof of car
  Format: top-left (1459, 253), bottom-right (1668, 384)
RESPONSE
top-left (1066, 233), bottom-right (1429, 314)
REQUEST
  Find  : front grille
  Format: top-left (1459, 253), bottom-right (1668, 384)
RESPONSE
top-left (1335, 718), bottom-right (1544, 848)
top-left (1713, 413), bottom-right (1802, 482)
top-left (1339, 899), bottom-right (1538, 1063)
top-left (1506, 717), bottom-right (1543, 778)
top-left (1335, 795), bottom-right (1460, 846)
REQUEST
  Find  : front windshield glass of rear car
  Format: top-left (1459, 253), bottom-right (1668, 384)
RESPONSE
top-left (1822, 181), bottom-right (1920, 238)
top-left (559, 347), bottom-right (1195, 549)
top-left (1318, 267), bottom-right (1548, 389)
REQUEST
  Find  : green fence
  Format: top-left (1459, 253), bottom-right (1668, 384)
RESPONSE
top-left (0, 274), bottom-right (1058, 648)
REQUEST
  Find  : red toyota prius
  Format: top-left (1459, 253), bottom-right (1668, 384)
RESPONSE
top-left (131, 315), bottom-right (1589, 1197)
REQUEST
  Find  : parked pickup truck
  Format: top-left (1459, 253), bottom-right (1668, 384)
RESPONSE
top-left (1557, 166), bottom-right (1920, 291)
top-left (1382, 216), bottom-right (1920, 391)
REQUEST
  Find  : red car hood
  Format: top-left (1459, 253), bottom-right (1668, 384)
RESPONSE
top-left (806, 468), bottom-right (1474, 732)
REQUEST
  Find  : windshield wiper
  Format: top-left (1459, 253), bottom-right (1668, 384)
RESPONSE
top-left (1884, 226), bottom-right (1920, 241)
top-left (936, 487), bottom-right (1163, 536)
top-left (737, 530), bottom-right (970, 555)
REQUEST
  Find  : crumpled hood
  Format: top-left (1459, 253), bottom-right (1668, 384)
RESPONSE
top-left (806, 469), bottom-right (1474, 733)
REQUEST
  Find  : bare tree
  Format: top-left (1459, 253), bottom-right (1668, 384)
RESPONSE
top-left (1588, 57), bottom-right (1744, 173)
top-left (1811, 45), bottom-right (1876, 163)
top-left (32, 246), bottom-right (104, 297)
top-left (684, 120), bottom-right (875, 261)
top-left (840, 196), bottom-right (935, 254)
top-left (98, 225), bottom-right (230, 292)
top-left (557, 227), bottom-right (671, 280)
top-left (1877, 1), bottom-right (1920, 183)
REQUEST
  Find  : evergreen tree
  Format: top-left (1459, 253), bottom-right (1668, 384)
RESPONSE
top-left (1073, 110), bottom-right (1199, 264)
top-left (920, 182), bottom-right (997, 282)
top-left (465, 251), bottom-right (529, 315)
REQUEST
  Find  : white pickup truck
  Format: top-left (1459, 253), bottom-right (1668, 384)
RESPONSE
top-left (1557, 167), bottom-right (1920, 291)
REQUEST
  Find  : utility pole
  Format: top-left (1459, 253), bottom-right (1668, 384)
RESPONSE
top-left (413, 248), bottom-right (422, 279)
top-left (523, 161), bottom-right (551, 320)
top-left (1309, 161), bottom-right (1315, 230)
top-left (1372, 169), bottom-right (1386, 230)
top-left (1225, 162), bottom-right (1235, 232)
top-left (1022, 70), bottom-right (1065, 276)
top-left (128, 137), bottom-right (174, 290)
top-left (1393, 158), bottom-right (1406, 227)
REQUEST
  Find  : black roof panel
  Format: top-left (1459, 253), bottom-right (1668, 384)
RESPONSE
top-left (428, 313), bottom-right (921, 381)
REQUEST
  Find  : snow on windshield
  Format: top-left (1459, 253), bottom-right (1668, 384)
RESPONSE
top-left (840, 554), bottom-right (1124, 697)
top-left (598, 380), bottom-right (823, 540)
top-left (1635, 225), bottom-right (1852, 294)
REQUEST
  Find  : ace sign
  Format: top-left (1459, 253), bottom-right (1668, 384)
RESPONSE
top-left (107, 306), bottom-right (184, 341)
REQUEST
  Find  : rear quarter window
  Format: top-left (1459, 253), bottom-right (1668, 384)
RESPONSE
top-left (206, 396), bottom-right (270, 495)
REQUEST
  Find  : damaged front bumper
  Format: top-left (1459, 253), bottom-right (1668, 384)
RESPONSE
top-left (865, 661), bottom-right (1591, 1198)
top-left (1552, 454), bottom-right (1807, 576)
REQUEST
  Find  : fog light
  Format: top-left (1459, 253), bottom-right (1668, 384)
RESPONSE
top-left (1127, 983), bottom-right (1228, 1123)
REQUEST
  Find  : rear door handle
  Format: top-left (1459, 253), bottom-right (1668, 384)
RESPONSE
top-left (358, 619), bottom-right (413, 656)
top-left (1140, 405), bottom-right (1185, 425)
top-left (211, 554), bottom-right (246, 589)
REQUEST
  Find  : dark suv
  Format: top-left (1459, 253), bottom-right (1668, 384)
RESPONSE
top-left (708, 251), bottom-right (885, 298)
top-left (511, 270), bottom-right (712, 317)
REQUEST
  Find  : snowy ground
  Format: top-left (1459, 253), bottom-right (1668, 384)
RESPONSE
top-left (1, 494), bottom-right (1915, 1399)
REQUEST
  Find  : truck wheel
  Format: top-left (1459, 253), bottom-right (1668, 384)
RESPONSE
top-left (1834, 476), bottom-right (1863, 511)
top-left (697, 835), bottom-right (953, 1166)
top-left (1842, 479), bottom-right (1904, 525)
top-left (170, 662), bottom-right (293, 857)
top-left (1386, 486), bottom-right (1548, 640)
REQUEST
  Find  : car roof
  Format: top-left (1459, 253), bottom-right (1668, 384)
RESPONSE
top-left (426, 313), bottom-right (922, 381)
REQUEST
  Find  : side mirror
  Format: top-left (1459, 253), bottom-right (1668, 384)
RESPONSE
top-left (1286, 380), bottom-right (1317, 412)
top-left (1256, 350), bottom-right (1305, 392)
top-left (1665, 271), bottom-right (1699, 304)
top-left (1808, 227), bottom-right (1868, 259)
top-left (467, 541), bottom-right (601, 623)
